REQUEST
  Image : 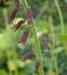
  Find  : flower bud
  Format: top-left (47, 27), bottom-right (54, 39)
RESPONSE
top-left (9, 8), bottom-right (18, 22)
top-left (34, 60), bottom-right (40, 73)
top-left (18, 28), bottom-right (30, 47)
top-left (14, 0), bottom-right (21, 9)
top-left (21, 51), bottom-right (33, 61)
top-left (12, 20), bottom-right (25, 31)
top-left (27, 8), bottom-right (33, 23)
top-left (44, 40), bottom-right (48, 48)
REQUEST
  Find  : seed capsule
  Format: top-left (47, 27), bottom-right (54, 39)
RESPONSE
top-left (27, 8), bottom-right (33, 23)
top-left (12, 20), bottom-right (25, 31)
top-left (9, 8), bottom-right (18, 22)
top-left (18, 28), bottom-right (30, 47)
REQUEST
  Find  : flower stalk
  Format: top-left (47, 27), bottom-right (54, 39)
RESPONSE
top-left (54, 0), bottom-right (67, 55)
top-left (47, 1), bottom-right (59, 75)
top-left (54, 0), bottom-right (64, 34)
top-left (21, 0), bottom-right (44, 75)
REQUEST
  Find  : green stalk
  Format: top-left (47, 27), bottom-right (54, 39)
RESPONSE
top-left (54, 0), bottom-right (67, 55)
top-left (48, 16), bottom-right (55, 48)
top-left (32, 22), bottom-right (44, 75)
top-left (47, 1), bottom-right (59, 73)
top-left (47, 1), bottom-right (54, 73)
top-left (36, 0), bottom-right (47, 21)
top-left (21, 0), bottom-right (44, 75)
top-left (3, 8), bottom-right (8, 29)
top-left (48, 15), bottom-right (59, 75)
top-left (54, 55), bottom-right (59, 75)
top-left (54, 0), bottom-right (65, 34)
top-left (21, 0), bottom-right (30, 12)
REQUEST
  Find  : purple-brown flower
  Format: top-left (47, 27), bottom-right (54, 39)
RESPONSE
top-left (12, 20), bottom-right (25, 31)
top-left (27, 8), bottom-right (33, 23)
top-left (9, 8), bottom-right (18, 22)
top-left (18, 28), bottom-right (30, 47)
top-left (34, 60), bottom-right (40, 73)
top-left (21, 51), bottom-right (33, 61)
top-left (14, 0), bottom-right (21, 9)
top-left (44, 40), bottom-right (48, 48)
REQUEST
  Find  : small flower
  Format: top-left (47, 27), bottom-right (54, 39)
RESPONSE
top-left (18, 28), bottom-right (30, 47)
top-left (13, 17), bottom-right (24, 24)
top-left (44, 40), bottom-right (49, 48)
top-left (14, 0), bottom-right (21, 9)
top-left (21, 51), bottom-right (33, 61)
top-left (42, 38), bottom-right (49, 48)
top-left (12, 20), bottom-right (25, 31)
top-left (9, 8), bottom-right (18, 22)
top-left (34, 60), bottom-right (40, 73)
top-left (27, 8), bottom-right (33, 23)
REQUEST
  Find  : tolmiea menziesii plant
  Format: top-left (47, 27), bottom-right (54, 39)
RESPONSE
top-left (9, 0), bottom-right (44, 75)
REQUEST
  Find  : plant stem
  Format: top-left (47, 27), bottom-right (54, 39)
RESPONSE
top-left (32, 22), bottom-right (44, 75)
top-left (54, 0), bottom-right (67, 55)
top-left (47, 1), bottom-right (59, 74)
top-left (36, 0), bottom-right (47, 21)
top-left (21, 0), bottom-right (29, 12)
top-left (21, 0), bottom-right (44, 75)
top-left (3, 8), bottom-right (8, 29)
top-left (48, 16), bottom-right (55, 48)
top-left (54, 0), bottom-right (65, 34)
top-left (48, 15), bottom-right (59, 75)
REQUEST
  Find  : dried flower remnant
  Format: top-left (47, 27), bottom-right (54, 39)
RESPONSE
top-left (9, 8), bottom-right (18, 22)
top-left (27, 8), bottom-right (33, 23)
top-left (12, 20), bottom-right (25, 31)
top-left (18, 28), bottom-right (30, 47)
top-left (14, 0), bottom-right (21, 9)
